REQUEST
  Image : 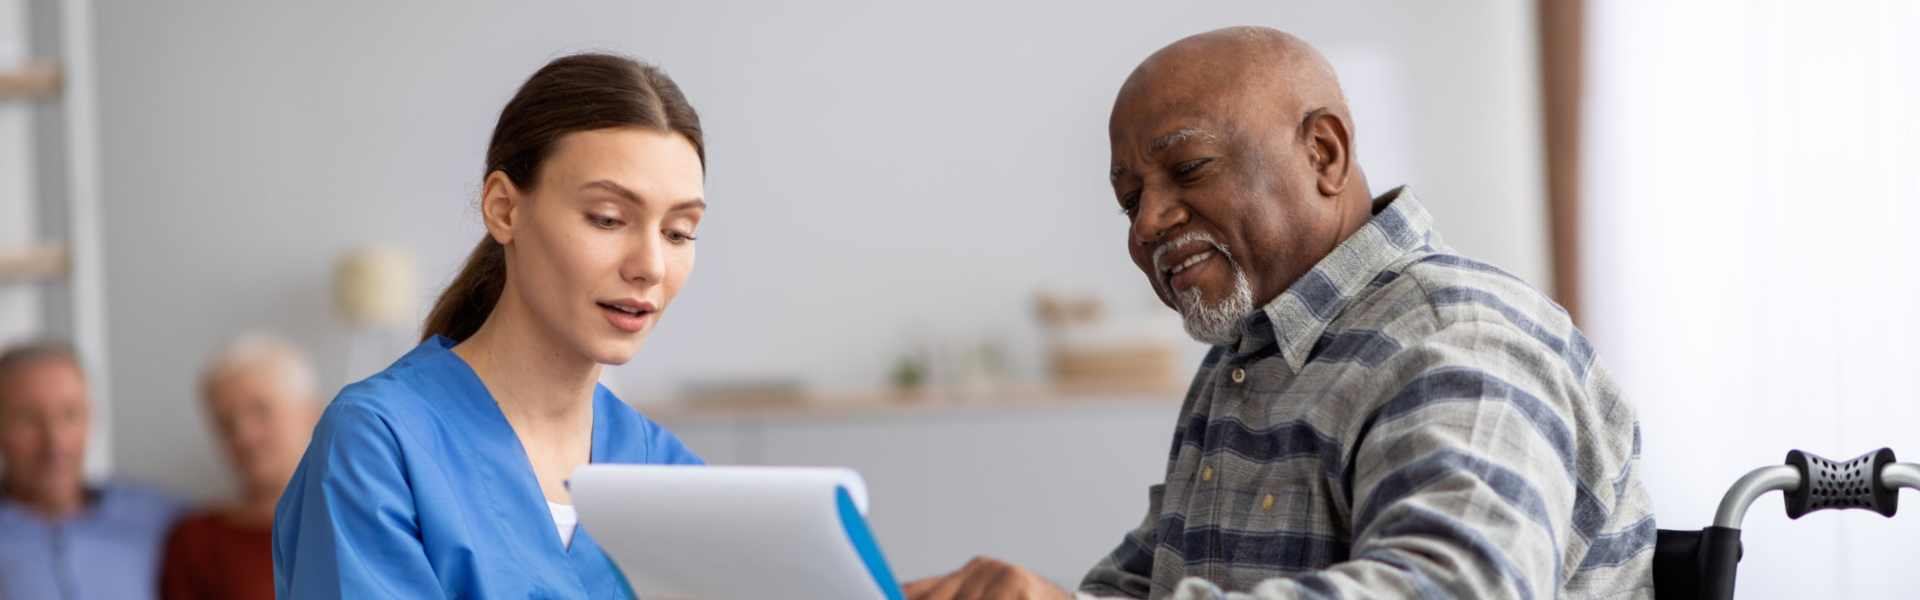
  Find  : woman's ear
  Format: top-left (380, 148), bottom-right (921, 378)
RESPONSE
top-left (480, 171), bottom-right (522, 245)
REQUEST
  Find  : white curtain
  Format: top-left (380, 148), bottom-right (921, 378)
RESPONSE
top-left (1583, 1), bottom-right (1920, 598)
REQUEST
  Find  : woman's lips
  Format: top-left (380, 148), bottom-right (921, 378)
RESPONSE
top-left (599, 303), bottom-right (651, 333)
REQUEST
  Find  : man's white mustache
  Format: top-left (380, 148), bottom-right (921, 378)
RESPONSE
top-left (1151, 231), bottom-right (1232, 277)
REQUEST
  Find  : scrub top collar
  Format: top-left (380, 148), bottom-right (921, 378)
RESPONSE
top-left (422, 334), bottom-right (616, 560)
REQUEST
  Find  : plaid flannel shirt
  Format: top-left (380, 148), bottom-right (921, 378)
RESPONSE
top-left (1078, 188), bottom-right (1655, 600)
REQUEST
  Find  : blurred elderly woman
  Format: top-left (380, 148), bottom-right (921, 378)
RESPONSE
top-left (160, 332), bottom-right (320, 600)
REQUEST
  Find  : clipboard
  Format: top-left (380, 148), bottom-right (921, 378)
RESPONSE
top-left (570, 464), bottom-right (906, 600)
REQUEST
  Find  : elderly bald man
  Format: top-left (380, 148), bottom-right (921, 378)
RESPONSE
top-left (906, 27), bottom-right (1653, 600)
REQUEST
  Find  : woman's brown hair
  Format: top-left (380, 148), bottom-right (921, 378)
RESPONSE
top-left (422, 53), bottom-right (705, 342)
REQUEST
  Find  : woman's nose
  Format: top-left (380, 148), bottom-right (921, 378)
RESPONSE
top-left (623, 232), bottom-right (668, 284)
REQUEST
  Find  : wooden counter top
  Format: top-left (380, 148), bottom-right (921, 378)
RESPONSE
top-left (629, 380), bottom-right (1187, 422)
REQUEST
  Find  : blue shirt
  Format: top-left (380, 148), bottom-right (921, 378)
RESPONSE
top-left (0, 480), bottom-right (184, 600)
top-left (273, 336), bottom-right (703, 599)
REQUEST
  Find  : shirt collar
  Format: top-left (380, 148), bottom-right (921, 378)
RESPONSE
top-left (0, 484), bottom-right (110, 526)
top-left (1236, 186), bottom-right (1436, 371)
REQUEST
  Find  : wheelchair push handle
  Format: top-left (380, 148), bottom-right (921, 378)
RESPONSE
top-left (1661, 449), bottom-right (1920, 600)
top-left (1712, 448), bottom-right (1920, 529)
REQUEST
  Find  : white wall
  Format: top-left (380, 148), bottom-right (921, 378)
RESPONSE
top-left (1583, 3), bottom-right (1920, 599)
top-left (89, 0), bottom-right (1548, 510)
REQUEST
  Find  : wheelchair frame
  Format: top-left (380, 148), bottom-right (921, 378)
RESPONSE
top-left (1653, 448), bottom-right (1920, 600)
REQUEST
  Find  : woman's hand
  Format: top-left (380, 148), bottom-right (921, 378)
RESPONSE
top-left (903, 556), bottom-right (1076, 600)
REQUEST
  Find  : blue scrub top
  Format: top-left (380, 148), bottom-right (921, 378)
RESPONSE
top-left (273, 336), bottom-right (703, 599)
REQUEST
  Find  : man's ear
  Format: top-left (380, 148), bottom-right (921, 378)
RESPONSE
top-left (1304, 109), bottom-right (1354, 198)
top-left (480, 171), bottom-right (522, 246)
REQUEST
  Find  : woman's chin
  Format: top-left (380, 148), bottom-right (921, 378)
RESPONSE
top-left (583, 336), bottom-right (646, 366)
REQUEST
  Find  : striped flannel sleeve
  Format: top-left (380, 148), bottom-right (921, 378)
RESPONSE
top-left (1087, 318), bottom-right (1596, 600)
top-left (1077, 483), bottom-right (1164, 598)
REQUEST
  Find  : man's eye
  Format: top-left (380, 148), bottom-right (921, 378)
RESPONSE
top-left (1174, 159), bottom-right (1212, 178)
top-left (588, 215), bottom-right (622, 229)
top-left (1118, 192), bottom-right (1141, 217)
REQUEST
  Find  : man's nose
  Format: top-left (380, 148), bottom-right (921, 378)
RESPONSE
top-left (39, 425), bottom-right (77, 457)
top-left (54, 420), bottom-right (88, 449)
top-left (1131, 187), bottom-right (1189, 247)
top-left (234, 420), bottom-right (268, 447)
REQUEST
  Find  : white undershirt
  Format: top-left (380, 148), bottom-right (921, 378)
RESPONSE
top-left (549, 501), bottom-right (578, 550)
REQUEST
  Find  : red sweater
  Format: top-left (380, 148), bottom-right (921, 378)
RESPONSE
top-left (159, 510), bottom-right (273, 600)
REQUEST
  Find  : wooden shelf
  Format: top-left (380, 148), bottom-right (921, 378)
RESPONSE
top-left (0, 63), bottom-right (62, 101)
top-left (0, 243), bottom-right (69, 283)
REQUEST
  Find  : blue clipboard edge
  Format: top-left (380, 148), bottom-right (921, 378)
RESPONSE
top-left (838, 486), bottom-right (907, 600)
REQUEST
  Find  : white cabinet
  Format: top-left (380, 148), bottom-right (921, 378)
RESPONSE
top-left (647, 395), bottom-right (1183, 586)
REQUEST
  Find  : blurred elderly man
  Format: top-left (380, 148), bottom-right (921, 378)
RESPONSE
top-left (160, 332), bottom-right (320, 600)
top-left (907, 27), bottom-right (1653, 600)
top-left (0, 343), bottom-right (184, 600)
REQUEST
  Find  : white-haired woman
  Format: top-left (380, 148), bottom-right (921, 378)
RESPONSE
top-left (162, 331), bottom-right (320, 600)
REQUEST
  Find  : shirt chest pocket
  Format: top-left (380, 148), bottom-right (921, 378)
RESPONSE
top-left (1219, 464), bottom-right (1348, 578)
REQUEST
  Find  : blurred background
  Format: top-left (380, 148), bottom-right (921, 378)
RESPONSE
top-left (0, 0), bottom-right (1915, 596)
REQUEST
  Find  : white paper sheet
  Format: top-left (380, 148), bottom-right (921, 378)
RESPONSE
top-left (570, 464), bottom-right (902, 600)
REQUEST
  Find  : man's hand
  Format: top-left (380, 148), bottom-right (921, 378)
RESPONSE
top-left (903, 556), bottom-right (1075, 600)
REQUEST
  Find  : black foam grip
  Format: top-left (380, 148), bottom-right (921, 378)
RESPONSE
top-left (1785, 448), bottom-right (1898, 519)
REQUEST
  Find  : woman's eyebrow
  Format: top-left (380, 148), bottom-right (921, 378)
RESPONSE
top-left (581, 180), bottom-right (642, 204)
top-left (581, 180), bottom-right (703, 212)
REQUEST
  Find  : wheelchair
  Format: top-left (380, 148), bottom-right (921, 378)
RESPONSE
top-left (1654, 448), bottom-right (1920, 599)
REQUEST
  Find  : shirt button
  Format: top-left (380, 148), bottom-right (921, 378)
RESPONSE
top-left (1262, 494), bottom-right (1275, 510)
top-left (1201, 465), bottom-right (1214, 482)
top-left (1231, 367), bottom-right (1246, 383)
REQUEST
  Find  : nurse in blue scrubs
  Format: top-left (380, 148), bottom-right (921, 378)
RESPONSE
top-left (274, 53), bottom-right (710, 599)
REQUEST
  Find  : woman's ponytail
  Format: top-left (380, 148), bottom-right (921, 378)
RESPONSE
top-left (420, 237), bottom-right (506, 342)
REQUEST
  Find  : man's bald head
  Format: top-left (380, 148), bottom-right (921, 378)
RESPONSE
top-left (1116, 26), bottom-right (1351, 149)
top-left (1109, 27), bottom-right (1372, 346)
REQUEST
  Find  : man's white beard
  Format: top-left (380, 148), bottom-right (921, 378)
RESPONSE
top-left (1171, 255), bottom-right (1255, 347)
